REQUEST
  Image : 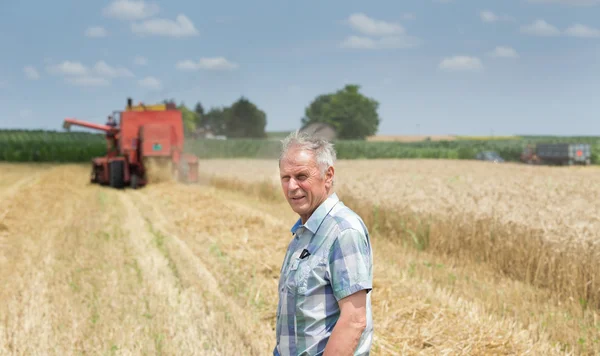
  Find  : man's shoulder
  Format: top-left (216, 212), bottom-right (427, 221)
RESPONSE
top-left (325, 200), bottom-right (368, 236)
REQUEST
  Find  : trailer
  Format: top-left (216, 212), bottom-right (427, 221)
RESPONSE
top-left (521, 143), bottom-right (591, 166)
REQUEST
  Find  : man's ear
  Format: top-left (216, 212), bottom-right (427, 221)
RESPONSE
top-left (325, 166), bottom-right (335, 185)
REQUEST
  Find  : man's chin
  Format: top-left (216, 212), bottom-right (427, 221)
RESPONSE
top-left (290, 202), bottom-right (308, 215)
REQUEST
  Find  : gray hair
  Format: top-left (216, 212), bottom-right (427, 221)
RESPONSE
top-left (279, 130), bottom-right (337, 181)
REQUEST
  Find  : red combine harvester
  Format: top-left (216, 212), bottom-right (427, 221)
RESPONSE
top-left (63, 98), bottom-right (199, 189)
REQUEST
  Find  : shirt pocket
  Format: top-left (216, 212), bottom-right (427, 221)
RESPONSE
top-left (284, 255), bottom-right (328, 295)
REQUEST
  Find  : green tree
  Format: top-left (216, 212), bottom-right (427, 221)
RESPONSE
top-left (302, 84), bottom-right (380, 140)
top-left (194, 102), bottom-right (205, 128)
top-left (202, 107), bottom-right (228, 136)
top-left (224, 97), bottom-right (267, 138)
top-left (177, 103), bottom-right (198, 136)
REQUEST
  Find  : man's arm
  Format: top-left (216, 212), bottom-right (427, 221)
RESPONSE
top-left (325, 227), bottom-right (372, 355)
top-left (323, 290), bottom-right (367, 356)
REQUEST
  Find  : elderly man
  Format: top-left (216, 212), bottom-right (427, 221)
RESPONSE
top-left (274, 131), bottom-right (373, 356)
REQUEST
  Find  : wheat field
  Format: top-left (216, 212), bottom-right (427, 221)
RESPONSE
top-left (0, 161), bottom-right (598, 355)
top-left (195, 159), bottom-right (600, 244)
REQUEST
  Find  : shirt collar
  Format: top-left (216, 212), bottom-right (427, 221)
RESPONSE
top-left (290, 192), bottom-right (340, 235)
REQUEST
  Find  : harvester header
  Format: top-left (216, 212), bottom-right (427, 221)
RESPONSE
top-left (62, 98), bottom-right (198, 188)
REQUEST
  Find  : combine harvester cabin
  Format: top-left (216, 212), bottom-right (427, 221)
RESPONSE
top-left (63, 98), bottom-right (199, 189)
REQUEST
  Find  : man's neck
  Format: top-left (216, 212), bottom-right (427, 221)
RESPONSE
top-left (300, 191), bottom-right (334, 225)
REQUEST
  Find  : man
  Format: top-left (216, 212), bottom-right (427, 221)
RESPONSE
top-left (105, 115), bottom-right (118, 154)
top-left (106, 115), bottom-right (117, 128)
top-left (274, 130), bottom-right (373, 356)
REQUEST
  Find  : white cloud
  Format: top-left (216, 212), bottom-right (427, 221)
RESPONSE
top-left (340, 35), bottom-right (420, 49)
top-left (176, 57), bottom-right (239, 71)
top-left (85, 26), bottom-right (107, 38)
top-left (480, 10), bottom-right (499, 22)
top-left (93, 61), bottom-right (134, 78)
top-left (66, 76), bottom-right (110, 87)
top-left (347, 13), bottom-right (405, 36)
top-left (488, 46), bottom-right (520, 58)
top-left (131, 14), bottom-right (199, 37)
top-left (565, 24), bottom-right (600, 37)
top-left (520, 19), bottom-right (561, 36)
top-left (47, 61), bottom-right (88, 76)
top-left (46, 60), bottom-right (134, 87)
top-left (134, 56), bottom-right (148, 65)
top-left (24, 66), bottom-right (40, 80)
top-left (480, 10), bottom-right (515, 23)
top-left (139, 76), bottom-right (162, 90)
top-left (47, 60), bottom-right (134, 78)
top-left (439, 56), bottom-right (484, 72)
top-left (526, 0), bottom-right (600, 5)
top-left (175, 60), bottom-right (197, 70)
top-left (103, 0), bottom-right (159, 21)
top-left (341, 13), bottom-right (420, 51)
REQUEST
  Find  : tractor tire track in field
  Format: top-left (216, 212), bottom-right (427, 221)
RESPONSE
top-left (117, 193), bottom-right (219, 355)
top-left (0, 166), bottom-right (78, 355)
top-left (0, 167), bottom-right (48, 224)
top-left (0, 173), bottom-right (40, 200)
top-left (119, 190), bottom-right (263, 355)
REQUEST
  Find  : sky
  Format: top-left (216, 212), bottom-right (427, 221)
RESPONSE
top-left (0, 0), bottom-right (599, 136)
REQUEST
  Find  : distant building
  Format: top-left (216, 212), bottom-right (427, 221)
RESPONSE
top-left (192, 127), bottom-right (226, 140)
top-left (299, 122), bottom-right (337, 141)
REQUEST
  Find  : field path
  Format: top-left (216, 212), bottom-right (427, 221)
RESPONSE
top-left (0, 165), bottom-right (86, 354)
top-left (120, 189), bottom-right (265, 354)
top-left (0, 165), bottom-right (265, 355)
top-left (0, 164), bottom-right (50, 205)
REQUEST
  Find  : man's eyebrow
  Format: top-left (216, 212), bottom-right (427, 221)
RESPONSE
top-left (280, 170), bottom-right (308, 177)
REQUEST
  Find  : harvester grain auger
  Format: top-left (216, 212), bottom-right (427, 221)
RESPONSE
top-left (63, 98), bottom-right (199, 189)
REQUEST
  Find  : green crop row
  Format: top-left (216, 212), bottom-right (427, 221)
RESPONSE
top-left (185, 138), bottom-right (600, 164)
top-left (0, 129), bottom-right (105, 142)
top-left (0, 141), bottom-right (106, 162)
top-left (0, 130), bottom-right (105, 162)
top-left (2, 129), bottom-right (600, 164)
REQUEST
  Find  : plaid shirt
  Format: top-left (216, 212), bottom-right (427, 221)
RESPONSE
top-left (273, 192), bottom-right (373, 356)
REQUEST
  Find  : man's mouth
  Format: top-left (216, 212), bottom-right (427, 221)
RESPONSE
top-left (291, 196), bottom-right (305, 201)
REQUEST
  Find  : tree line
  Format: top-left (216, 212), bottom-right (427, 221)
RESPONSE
top-left (165, 84), bottom-right (381, 140)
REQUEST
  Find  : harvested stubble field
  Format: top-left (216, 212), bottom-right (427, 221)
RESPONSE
top-left (0, 160), bottom-right (598, 355)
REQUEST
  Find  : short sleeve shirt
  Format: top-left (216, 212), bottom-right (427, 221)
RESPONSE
top-left (273, 192), bottom-right (373, 356)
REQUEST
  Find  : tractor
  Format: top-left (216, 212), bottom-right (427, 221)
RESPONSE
top-left (63, 98), bottom-right (199, 189)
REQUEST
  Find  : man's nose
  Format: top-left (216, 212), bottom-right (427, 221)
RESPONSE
top-left (288, 177), bottom-right (299, 190)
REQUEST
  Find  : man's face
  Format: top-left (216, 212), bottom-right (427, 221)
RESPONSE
top-left (279, 146), bottom-right (334, 222)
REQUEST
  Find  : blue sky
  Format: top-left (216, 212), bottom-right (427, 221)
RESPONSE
top-left (0, 0), bottom-right (599, 136)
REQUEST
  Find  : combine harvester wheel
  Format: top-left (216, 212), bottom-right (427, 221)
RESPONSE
top-left (109, 160), bottom-right (125, 189)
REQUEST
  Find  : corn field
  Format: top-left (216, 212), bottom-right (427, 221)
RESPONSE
top-left (2, 129), bottom-right (600, 163)
top-left (0, 130), bottom-right (105, 162)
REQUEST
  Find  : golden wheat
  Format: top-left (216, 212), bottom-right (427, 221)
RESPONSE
top-left (194, 158), bottom-right (600, 354)
top-left (197, 159), bottom-right (600, 245)
top-left (143, 179), bottom-right (569, 355)
top-left (1, 162), bottom-right (597, 355)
